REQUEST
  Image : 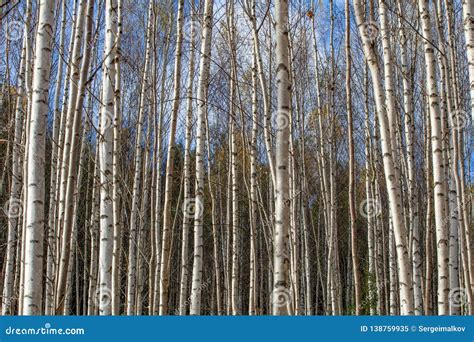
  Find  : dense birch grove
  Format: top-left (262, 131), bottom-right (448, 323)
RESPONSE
top-left (0, 0), bottom-right (472, 315)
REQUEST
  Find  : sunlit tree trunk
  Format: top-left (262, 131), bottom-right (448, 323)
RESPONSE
top-left (397, 0), bottom-right (422, 315)
top-left (55, 0), bottom-right (87, 307)
top-left (248, 35), bottom-right (258, 317)
top-left (127, 0), bottom-right (154, 315)
top-left (45, 0), bottom-right (67, 314)
top-left (418, 0), bottom-right (449, 315)
top-left (18, 0), bottom-right (33, 313)
top-left (178, 1), bottom-right (196, 316)
top-left (56, 0), bottom-right (95, 310)
top-left (445, 0), bottom-right (473, 313)
top-left (434, 0), bottom-right (461, 315)
top-left (345, 0), bottom-right (361, 315)
top-left (98, 0), bottom-right (118, 316)
top-left (353, 0), bottom-right (414, 315)
top-left (152, 23), bottom-right (172, 315)
top-left (190, 0), bottom-right (214, 315)
top-left (111, 0), bottom-right (122, 316)
top-left (159, 0), bottom-right (184, 315)
top-left (272, 0), bottom-right (291, 316)
top-left (87, 151), bottom-right (100, 315)
top-left (248, 0), bottom-right (275, 185)
top-left (22, 0), bottom-right (55, 315)
top-left (225, 0), bottom-right (240, 316)
top-left (205, 109), bottom-right (223, 316)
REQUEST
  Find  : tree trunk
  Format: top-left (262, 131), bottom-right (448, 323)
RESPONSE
top-left (98, 0), bottom-right (118, 316)
top-left (462, 0), bottom-right (474, 122)
top-left (353, 0), bottom-right (414, 315)
top-left (127, 0), bottom-right (154, 315)
top-left (418, 0), bottom-right (449, 315)
top-left (2, 36), bottom-right (26, 316)
top-left (190, 0), bottom-right (214, 315)
top-left (159, 0), bottom-right (184, 315)
top-left (346, 0), bottom-right (361, 315)
top-left (272, 0), bottom-right (291, 316)
top-left (22, 0), bottom-right (55, 315)
top-left (178, 0), bottom-right (196, 315)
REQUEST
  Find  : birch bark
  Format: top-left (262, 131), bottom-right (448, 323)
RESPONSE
top-left (190, 0), bottom-right (214, 315)
top-left (272, 0), bottom-right (292, 316)
top-left (353, 0), bottom-right (414, 314)
top-left (98, 0), bottom-right (118, 316)
top-left (22, 0), bottom-right (55, 315)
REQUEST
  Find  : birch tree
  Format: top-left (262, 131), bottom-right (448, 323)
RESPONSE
top-left (190, 0), bottom-right (214, 315)
top-left (462, 0), bottom-right (474, 121)
top-left (0, 0), bottom-right (472, 318)
top-left (418, 0), bottom-right (449, 315)
top-left (179, 0), bottom-right (196, 315)
top-left (98, 0), bottom-right (118, 316)
top-left (352, 0), bottom-right (414, 315)
top-left (21, 0), bottom-right (55, 315)
top-left (272, 0), bottom-right (291, 316)
top-left (345, 0), bottom-right (361, 315)
top-left (127, 0), bottom-right (154, 315)
top-left (159, 0), bottom-right (185, 315)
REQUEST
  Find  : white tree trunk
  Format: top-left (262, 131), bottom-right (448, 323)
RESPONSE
top-left (248, 31), bottom-right (258, 316)
top-left (397, 1), bottom-right (422, 314)
top-left (159, 0), bottom-right (185, 315)
top-left (418, 0), bottom-right (449, 315)
top-left (127, 0), bottom-right (154, 315)
top-left (56, 0), bottom-right (95, 309)
top-left (55, 0), bottom-right (87, 304)
top-left (272, 0), bottom-right (291, 316)
top-left (353, 0), bottom-right (414, 315)
top-left (179, 1), bottom-right (196, 315)
top-left (248, 0), bottom-right (275, 185)
top-left (190, 0), bottom-right (214, 315)
top-left (22, 0), bottom-right (55, 315)
top-left (45, 0), bottom-right (67, 314)
top-left (112, 0), bottom-right (123, 316)
top-left (151, 26), bottom-right (172, 314)
top-left (87, 151), bottom-right (100, 315)
top-left (345, 0), bottom-right (361, 315)
top-left (205, 110), bottom-right (223, 315)
top-left (98, 0), bottom-right (118, 316)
